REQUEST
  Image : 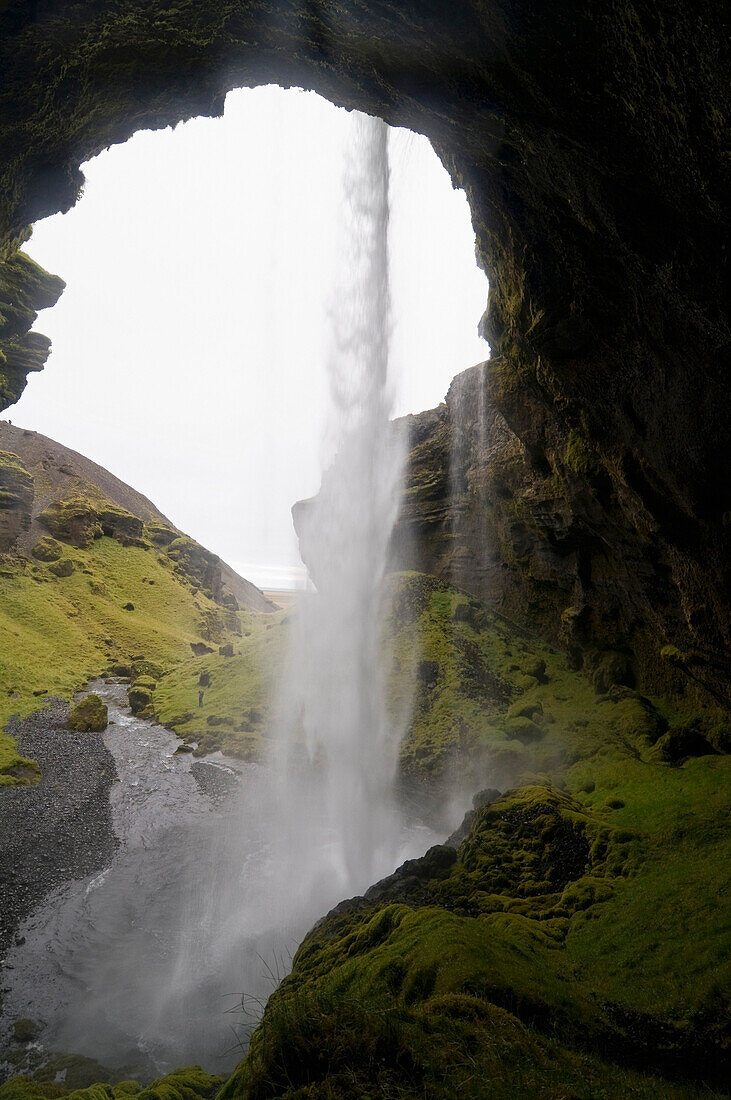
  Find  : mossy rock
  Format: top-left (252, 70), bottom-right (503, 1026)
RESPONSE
top-left (0, 1068), bottom-right (221, 1100)
top-left (591, 650), bottom-right (634, 694)
top-left (653, 724), bottom-right (717, 763)
top-left (504, 715), bottom-right (544, 742)
top-left (128, 677), bottom-right (155, 716)
top-left (48, 557), bottom-right (74, 577)
top-left (66, 693), bottom-right (108, 732)
top-left (38, 495), bottom-right (143, 549)
top-left (38, 495), bottom-right (103, 548)
top-left (11, 1017), bottom-right (40, 1043)
top-left (31, 535), bottom-right (62, 562)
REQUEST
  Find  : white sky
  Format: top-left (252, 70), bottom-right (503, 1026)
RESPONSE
top-left (9, 86), bottom-right (488, 589)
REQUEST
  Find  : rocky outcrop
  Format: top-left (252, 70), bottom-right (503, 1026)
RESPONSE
top-left (38, 495), bottom-right (144, 548)
top-left (0, 420), bottom-right (272, 612)
top-left (0, 449), bottom-right (33, 552)
top-left (0, 241), bottom-right (64, 408)
top-left (393, 362), bottom-right (730, 706)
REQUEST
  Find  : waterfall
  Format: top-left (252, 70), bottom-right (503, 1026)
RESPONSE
top-left (270, 111), bottom-right (404, 899)
top-left (0, 111), bottom-right (435, 1077)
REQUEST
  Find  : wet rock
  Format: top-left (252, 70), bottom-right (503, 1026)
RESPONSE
top-left (417, 660), bottom-right (439, 688)
top-left (127, 677), bottom-right (155, 715)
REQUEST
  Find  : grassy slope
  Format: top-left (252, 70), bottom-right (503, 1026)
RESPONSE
top-left (0, 536), bottom-right (245, 781)
top-left (152, 607), bottom-right (286, 758)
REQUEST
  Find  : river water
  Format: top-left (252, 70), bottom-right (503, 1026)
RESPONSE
top-left (0, 680), bottom-right (437, 1078)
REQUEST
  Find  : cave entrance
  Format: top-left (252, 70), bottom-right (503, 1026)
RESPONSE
top-left (11, 85), bottom-right (488, 589)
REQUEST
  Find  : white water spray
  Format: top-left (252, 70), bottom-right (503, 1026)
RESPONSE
top-left (270, 112), bottom-right (404, 899)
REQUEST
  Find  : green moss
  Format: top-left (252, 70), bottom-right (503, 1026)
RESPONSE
top-left (0, 1069), bottom-right (221, 1100)
top-left (66, 692), bottom-right (108, 731)
top-left (31, 536), bottom-right (62, 562)
top-left (0, 536), bottom-right (244, 776)
top-left (564, 429), bottom-right (595, 476)
top-left (153, 607), bottom-right (286, 756)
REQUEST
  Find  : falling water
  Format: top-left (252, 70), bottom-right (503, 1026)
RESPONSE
top-left (1, 112), bottom-right (435, 1076)
top-left (269, 111), bottom-right (404, 897)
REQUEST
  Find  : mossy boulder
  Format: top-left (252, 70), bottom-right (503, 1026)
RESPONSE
top-left (0, 1068), bottom-right (222, 1100)
top-left (654, 724), bottom-right (717, 763)
top-left (11, 1017), bottom-right (40, 1043)
top-left (591, 650), bottom-right (634, 695)
top-left (48, 557), bottom-right (74, 577)
top-left (128, 676), bottom-right (156, 716)
top-left (31, 535), bottom-right (62, 562)
top-left (66, 693), bottom-right (108, 732)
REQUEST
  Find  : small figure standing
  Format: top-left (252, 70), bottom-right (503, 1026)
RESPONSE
top-left (198, 690), bottom-right (204, 708)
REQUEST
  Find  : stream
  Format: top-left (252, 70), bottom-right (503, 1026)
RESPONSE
top-left (0, 681), bottom-right (437, 1079)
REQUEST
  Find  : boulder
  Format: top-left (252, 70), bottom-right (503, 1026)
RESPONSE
top-left (218, 643), bottom-right (234, 658)
top-left (591, 651), bottom-right (634, 695)
top-left (128, 676), bottom-right (155, 715)
top-left (31, 535), bottom-right (62, 562)
top-left (66, 693), bottom-right (108, 732)
top-left (49, 557), bottom-right (74, 577)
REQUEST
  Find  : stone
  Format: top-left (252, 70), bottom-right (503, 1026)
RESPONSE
top-left (127, 677), bottom-right (155, 715)
top-left (49, 557), bottom-right (74, 577)
top-left (66, 693), bottom-right (108, 732)
top-left (31, 535), bottom-right (62, 562)
top-left (218, 643), bottom-right (234, 658)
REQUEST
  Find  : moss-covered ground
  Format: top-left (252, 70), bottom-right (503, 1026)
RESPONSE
top-left (2, 568), bottom-right (727, 1094)
top-left (0, 1067), bottom-right (222, 1100)
top-left (0, 534), bottom-right (246, 781)
top-left (218, 573), bottom-right (729, 1097)
top-left (151, 606), bottom-right (286, 757)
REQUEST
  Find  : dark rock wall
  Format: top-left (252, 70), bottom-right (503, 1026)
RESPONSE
top-left (0, 0), bottom-right (727, 684)
top-left (393, 363), bottom-right (729, 705)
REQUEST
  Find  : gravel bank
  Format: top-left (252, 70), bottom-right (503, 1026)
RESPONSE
top-left (0, 698), bottom-right (118, 966)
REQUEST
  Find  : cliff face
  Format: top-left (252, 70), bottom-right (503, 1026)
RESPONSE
top-left (0, 0), bottom-right (727, 688)
top-left (394, 362), bottom-right (729, 705)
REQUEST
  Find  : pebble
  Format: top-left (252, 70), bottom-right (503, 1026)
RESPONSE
top-left (0, 698), bottom-right (118, 968)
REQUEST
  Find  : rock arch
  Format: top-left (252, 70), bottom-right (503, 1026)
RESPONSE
top-left (0, 0), bottom-right (728, 691)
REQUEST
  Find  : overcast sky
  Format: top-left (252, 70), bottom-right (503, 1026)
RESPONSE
top-left (10, 86), bottom-right (488, 588)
